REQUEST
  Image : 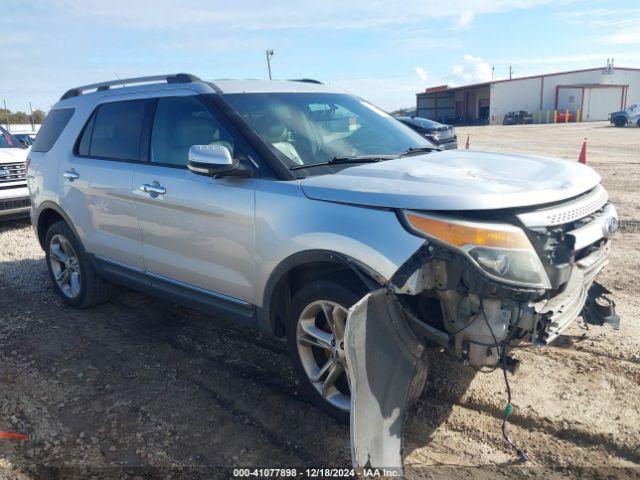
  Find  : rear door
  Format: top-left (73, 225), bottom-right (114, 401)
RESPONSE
top-left (59, 99), bottom-right (151, 270)
top-left (132, 95), bottom-right (257, 307)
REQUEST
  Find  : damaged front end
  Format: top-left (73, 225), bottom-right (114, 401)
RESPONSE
top-left (345, 185), bottom-right (620, 473)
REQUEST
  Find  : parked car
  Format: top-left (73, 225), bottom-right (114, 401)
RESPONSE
top-left (395, 116), bottom-right (457, 149)
top-left (28, 75), bottom-right (619, 453)
top-left (0, 125), bottom-right (30, 220)
top-left (502, 110), bottom-right (534, 125)
top-left (12, 133), bottom-right (35, 148)
top-left (609, 103), bottom-right (640, 127)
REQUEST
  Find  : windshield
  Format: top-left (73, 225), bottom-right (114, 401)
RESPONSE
top-left (398, 116), bottom-right (440, 128)
top-left (0, 126), bottom-right (21, 149)
top-left (222, 93), bottom-right (433, 172)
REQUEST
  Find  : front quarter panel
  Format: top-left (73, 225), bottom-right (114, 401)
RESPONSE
top-left (254, 179), bottom-right (425, 307)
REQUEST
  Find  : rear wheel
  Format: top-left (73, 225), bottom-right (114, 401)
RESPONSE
top-left (286, 279), bottom-right (364, 423)
top-left (45, 221), bottom-right (113, 308)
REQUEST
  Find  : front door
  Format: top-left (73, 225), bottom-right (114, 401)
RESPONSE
top-left (132, 95), bottom-right (256, 306)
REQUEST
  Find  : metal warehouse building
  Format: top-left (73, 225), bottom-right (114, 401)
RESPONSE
top-left (416, 64), bottom-right (640, 125)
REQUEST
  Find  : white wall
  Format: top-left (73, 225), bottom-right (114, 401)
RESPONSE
top-left (489, 68), bottom-right (640, 124)
top-left (490, 77), bottom-right (543, 124)
top-left (1, 123), bottom-right (40, 133)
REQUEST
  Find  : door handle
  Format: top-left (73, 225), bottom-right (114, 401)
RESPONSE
top-left (62, 170), bottom-right (79, 181)
top-left (139, 183), bottom-right (166, 196)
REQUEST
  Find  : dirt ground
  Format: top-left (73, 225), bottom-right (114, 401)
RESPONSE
top-left (0, 121), bottom-right (638, 479)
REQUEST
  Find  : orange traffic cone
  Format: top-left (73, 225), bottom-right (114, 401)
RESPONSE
top-left (578, 138), bottom-right (587, 164)
top-left (465, 134), bottom-right (470, 149)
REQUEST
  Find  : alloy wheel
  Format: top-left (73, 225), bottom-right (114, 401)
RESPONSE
top-left (49, 234), bottom-right (82, 299)
top-left (296, 300), bottom-right (351, 412)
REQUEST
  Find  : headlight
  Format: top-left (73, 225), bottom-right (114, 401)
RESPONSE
top-left (403, 211), bottom-right (551, 289)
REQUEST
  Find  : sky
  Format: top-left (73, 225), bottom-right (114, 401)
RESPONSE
top-left (1, 0), bottom-right (640, 112)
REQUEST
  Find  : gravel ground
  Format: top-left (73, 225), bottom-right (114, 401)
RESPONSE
top-left (0, 121), bottom-right (639, 479)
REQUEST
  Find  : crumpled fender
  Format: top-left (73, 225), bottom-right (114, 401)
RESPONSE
top-left (345, 288), bottom-right (428, 474)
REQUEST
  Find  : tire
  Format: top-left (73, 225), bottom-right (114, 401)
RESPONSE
top-left (44, 221), bottom-right (113, 308)
top-left (614, 116), bottom-right (627, 127)
top-left (286, 278), bottom-right (365, 423)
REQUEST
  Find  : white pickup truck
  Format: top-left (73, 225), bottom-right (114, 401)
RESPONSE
top-left (0, 125), bottom-right (30, 220)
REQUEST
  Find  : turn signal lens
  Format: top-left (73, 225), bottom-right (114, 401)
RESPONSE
top-left (403, 211), bottom-right (551, 289)
top-left (405, 213), bottom-right (532, 250)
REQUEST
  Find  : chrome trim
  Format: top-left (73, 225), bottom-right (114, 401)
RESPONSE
top-left (567, 203), bottom-right (618, 250)
top-left (517, 184), bottom-right (608, 227)
top-left (62, 170), bottom-right (80, 181)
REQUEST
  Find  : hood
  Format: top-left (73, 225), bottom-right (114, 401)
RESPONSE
top-left (0, 148), bottom-right (28, 164)
top-left (300, 150), bottom-right (601, 211)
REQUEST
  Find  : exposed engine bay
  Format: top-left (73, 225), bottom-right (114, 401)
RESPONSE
top-left (344, 185), bottom-right (620, 474)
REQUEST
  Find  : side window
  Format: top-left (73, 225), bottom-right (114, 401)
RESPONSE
top-left (151, 96), bottom-right (234, 166)
top-left (32, 108), bottom-right (75, 152)
top-left (76, 112), bottom-right (96, 156)
top-left (88, 100), bottom-right (147, 161)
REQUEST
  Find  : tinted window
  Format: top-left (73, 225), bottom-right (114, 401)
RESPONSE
top-left (89, 100), bottom-right (147, 161)
top-left (151, 96), bottom-right (234, 166)
top-left (31, 108), bottom-right (75, 152)
top-left (76, 112), bottom-right (96, 156)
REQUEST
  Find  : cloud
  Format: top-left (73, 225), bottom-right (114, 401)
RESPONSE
top-left (455, 10), bottom-right (475, 29)
top-left (48, 0), bottom-right (560, 31)
top-left (449, 54), bottom-right (492, 84)
top-left (604, 32), bottom-right (640, 45)
top-left (415, 66), bottom-right (429, 83)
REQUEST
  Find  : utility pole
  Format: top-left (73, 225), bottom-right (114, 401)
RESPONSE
top-left (266, 49), bottom-right (274, 80)
top-left (3, 100), bottom-right (9, 132)
top-left (509, 65), bottom-right (513, 80)
top-left (491, 65), bottom-right (495, 81)
top-left (29, 102), bottom-right (35, 131)
top-left (266, 50), bottom-right (274, 80)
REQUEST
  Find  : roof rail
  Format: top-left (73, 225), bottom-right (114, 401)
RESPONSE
top-left (289, 78), bottom-right (324, 85)
top-left (60, 73), bottom-right (202, 100)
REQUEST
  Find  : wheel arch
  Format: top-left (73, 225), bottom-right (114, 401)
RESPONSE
top-left (34, 201), bottom-right (81, 250)
top-left (258, 250), bottom-right (386, 337)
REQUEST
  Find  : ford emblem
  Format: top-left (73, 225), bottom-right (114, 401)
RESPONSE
top-left (602, 217), bottom-right (619, 238)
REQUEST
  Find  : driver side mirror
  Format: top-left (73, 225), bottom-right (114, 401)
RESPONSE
top-left (187, 145), bottom-right (240, 177)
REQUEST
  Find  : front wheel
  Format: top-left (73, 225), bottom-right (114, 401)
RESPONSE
top-left (614, 116), bottom-right (627, 127)
top-left (286, 279), bottom-right (364, 423)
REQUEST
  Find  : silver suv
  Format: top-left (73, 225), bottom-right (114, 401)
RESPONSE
top-left (28, 74), bottom-right (618, 427)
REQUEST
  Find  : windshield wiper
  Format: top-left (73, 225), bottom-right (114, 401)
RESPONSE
top-left (400, 146), bottom-right (442, 156)
top-left (289, 154), bottom-right (398, 171)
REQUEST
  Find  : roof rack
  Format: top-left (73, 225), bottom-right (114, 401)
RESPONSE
top-left (60, 73), bottom-right (202, 100)
top-left (289, 78), bottom-right (323, 84)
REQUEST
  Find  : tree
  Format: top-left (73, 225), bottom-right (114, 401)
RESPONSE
top-left (0, 106), bottom-right (47, 126)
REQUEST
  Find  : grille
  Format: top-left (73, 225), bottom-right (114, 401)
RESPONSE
top-left (0, 198), bottom-right (30, 211)
top-left (0, 162), bottom-right (27, 184)
top-left (517, 185), bottom-right (608, 227)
